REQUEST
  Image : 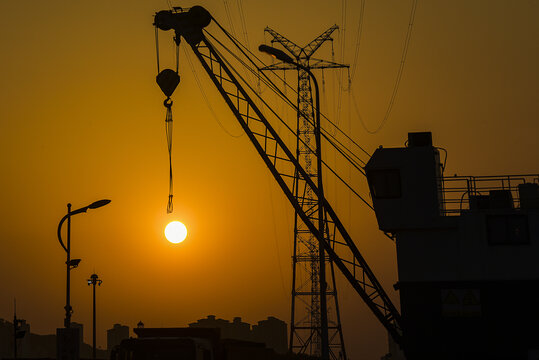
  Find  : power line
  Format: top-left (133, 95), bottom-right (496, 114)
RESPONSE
top-left (211, 22), bottom-right (371, 161)
top-left (206, 25), bottom-right (370, 173)
top-left (236, 0), bottom-right (250, 50)
top-left (222, 0), bottom-right (237, 37)
top-left (352, 0), bottom-right (419, 134)
top-left (204, 27), bottom-right (373, 210)
top-left (349, 0), bottom-right (366, 83)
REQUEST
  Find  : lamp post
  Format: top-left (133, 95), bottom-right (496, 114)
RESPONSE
top-left (57, 199), bottom-right (111, 329)
top-left (259, 45), bottom-right (329, 360)
top-left (87, 274), bottom-right (102, 360)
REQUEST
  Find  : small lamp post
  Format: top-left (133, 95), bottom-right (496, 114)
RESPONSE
top-left (57, 199), bottom-right (110, 329)
top-left (259, 44), bottom-right (329, 360)
top-left (87, 274), bottom-right (102, 360)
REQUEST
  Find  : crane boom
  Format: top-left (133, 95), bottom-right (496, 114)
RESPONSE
top-left (154, 6), bottom-right (403, 346)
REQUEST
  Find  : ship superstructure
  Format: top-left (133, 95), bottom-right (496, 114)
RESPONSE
top-left (366, 132), bottom-right (539, 359)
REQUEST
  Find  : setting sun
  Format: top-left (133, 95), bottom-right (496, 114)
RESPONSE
top-left (164, 221), bottom-right (188, 244)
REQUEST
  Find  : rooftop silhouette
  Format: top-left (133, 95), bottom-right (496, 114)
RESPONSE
top-left (188, 315), bottom-right (287, 354)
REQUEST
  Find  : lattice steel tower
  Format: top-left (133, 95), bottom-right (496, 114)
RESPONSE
top-left (261, 26), bottom-right (348, 360)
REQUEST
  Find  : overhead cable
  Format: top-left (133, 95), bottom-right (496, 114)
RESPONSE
top-left (349, 0), bottom-right (366, 83)
top-left (204, 28), bottom-right (373, 209)
top-left (353, 0), bottom-right (419, 134)
top-left (209, 21), bottom-right (371, 161)
top-left (204, 26), bottom-right (369, 171)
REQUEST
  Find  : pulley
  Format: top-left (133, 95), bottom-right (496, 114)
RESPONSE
top-left (156, 69), bottom-right (180, 98)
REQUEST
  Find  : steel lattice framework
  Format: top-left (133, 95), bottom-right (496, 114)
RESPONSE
top-left (261, 26), bottom-right (349, 360)
top-left (187, 31), bottom-right (401, 344)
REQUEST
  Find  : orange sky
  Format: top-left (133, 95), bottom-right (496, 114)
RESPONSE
top-left (1, 1), bottom-right (538, 359)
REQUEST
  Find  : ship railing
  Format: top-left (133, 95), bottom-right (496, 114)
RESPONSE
top-left (438, 174), bottom-right (539, 216)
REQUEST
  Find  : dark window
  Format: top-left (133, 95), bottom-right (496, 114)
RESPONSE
top-left (368, 169), bottom-right (402, 199)
top-left (487, 214), bottom-right (529, 245)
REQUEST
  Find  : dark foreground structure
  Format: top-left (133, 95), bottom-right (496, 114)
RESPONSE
top-left (111, 328), bottom-right (314, 360)
top-left (366, 132), bottom-right (539, 359)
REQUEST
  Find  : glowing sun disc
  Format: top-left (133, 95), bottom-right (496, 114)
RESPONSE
top-left (165, 221), bottom-right (188, 244)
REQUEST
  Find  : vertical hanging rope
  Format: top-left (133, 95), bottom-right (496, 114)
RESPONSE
top-left (165, 97), bottom-right (174, 213)
top-left (155, 25), bottom-right (180, 213)
top-left (175, 41), bottom-right (180, 72)
top-left (155, 26), bottom-right (161, 73)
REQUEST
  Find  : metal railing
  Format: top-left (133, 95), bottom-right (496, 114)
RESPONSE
top-left (439, 174), bottom-right (539, 215)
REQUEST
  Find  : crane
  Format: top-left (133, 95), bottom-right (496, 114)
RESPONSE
top-left (153, 5), bottom-right (402, 355)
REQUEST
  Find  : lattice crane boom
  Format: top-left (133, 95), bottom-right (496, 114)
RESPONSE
top-left (153, 5), bottom-right (403, 347)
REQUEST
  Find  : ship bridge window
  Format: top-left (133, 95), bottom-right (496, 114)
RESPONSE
top-left (368, 169), bottom-right (402, 199)
top-left (487, 214), bottom-right (529, 245)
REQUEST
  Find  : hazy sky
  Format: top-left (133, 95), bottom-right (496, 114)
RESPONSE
top-left (1, 1), bottom-right (538, 359)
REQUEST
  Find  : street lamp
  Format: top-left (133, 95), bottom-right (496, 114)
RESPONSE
top-left (57, 199), bottom-right (111, 329)
top-left (259, 44), bottom-right (329, 360)
top-left (87, 274), bottom-right (102, 360)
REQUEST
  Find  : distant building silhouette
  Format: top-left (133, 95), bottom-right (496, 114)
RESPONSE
top-left (189, 315), bottom-right (250, 341)
top-left (107, 324), bottom-right (129, 351)
top-left (0, 318), bottom-right (15, 358)
top-left (0, 318), bottom-right (108, 359)
top-left (230, 317), bottom-right (251, 341)
top-left (71, 322), bottom-right (84, 349)
top-left (252, 316), bottom-right (287, 354)
top-left (188, 315), bottom-right (287, 354)
top-left (14, 318), bottom-right (31, 357)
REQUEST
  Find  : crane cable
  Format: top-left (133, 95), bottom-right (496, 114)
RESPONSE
top-left (165, 98), bottom-right (174, 213)
top-left (155, 26), bottom-right (161, 73)
top-left (155, 24), bottom-right (181, 213)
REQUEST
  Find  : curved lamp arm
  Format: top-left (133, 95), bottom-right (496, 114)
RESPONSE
top-left (57, 199), bottom-right (111, 253)
top-left (57, 213), bottom-right (71, 253)
top-left (258, 44), bottom-right (319, 126)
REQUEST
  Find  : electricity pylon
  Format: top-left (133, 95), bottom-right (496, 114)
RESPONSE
top-left (261, 26), bottom-right (348, 360)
